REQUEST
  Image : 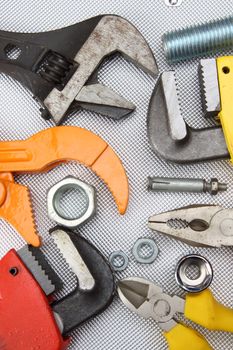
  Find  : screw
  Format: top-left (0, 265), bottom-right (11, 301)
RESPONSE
top-left (163, 16), bottom-right (233, 63)
top-left (148, 176), bottom-right (227, 195)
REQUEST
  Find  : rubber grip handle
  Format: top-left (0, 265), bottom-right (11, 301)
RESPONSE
top-left (185, 289), bottom-right (233, 332)
top-left (164, 324), bottom-right (212, 350)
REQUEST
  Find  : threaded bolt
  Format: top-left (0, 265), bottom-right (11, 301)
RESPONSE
top-left (147, 176), bottom-right (227, 195)
top-left (163, 16), bottom-right (233, 63)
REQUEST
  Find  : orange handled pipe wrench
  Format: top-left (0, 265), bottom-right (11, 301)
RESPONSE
top-left (0, 126), bottom-right (129, 246)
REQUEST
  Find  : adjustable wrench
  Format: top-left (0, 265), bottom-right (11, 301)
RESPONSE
top-left (0, 15), bottom-right (157, 124)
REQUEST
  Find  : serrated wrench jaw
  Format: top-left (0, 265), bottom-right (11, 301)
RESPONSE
top-left (51, 228), bottom-right (95, 291)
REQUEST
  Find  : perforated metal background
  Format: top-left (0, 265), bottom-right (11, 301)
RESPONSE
top-left (0, 1), bottom-right (233, 349)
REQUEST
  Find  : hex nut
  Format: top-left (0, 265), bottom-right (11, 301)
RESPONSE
top-left (209, 178), bottom-right (219, 195)
top-left (132, 238), bottom-right (159, 264)
top-left (109, 251), bottom-right (129, 271)
top-left (47, 176), bottom-right (96, 228)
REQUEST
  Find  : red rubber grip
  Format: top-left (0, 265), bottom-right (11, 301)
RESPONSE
top-left (0, 249), bottom-right (69, 350)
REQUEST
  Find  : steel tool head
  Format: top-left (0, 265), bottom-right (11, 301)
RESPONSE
top-left (147, 71), bottom-right (229, 164)
top-left (118, 277), bottom-right (185, 331)
top-left (17, 245), bottom-right (63, 296)
top-left (0, 15), bottom-right (157, 123)
top-left (149, 205), bottom-right (233, 247)
top-left (199, 59), bottom-right (221, 118)
top-left (51, 227), bottom-right (115, 336)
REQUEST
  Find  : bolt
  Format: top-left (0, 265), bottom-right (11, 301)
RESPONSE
top-left (163, 16), bottom-right (233, 63)
top-left (148, 176), bottom-right (227, 195)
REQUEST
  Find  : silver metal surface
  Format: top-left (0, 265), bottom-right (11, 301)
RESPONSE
top-left (17, 246), bottom-right (56, 296)
top-left (75, 83), bottom-right (136, 120)
top-left (132, 238), bottom-right (159, 264)
top-left (199, 59), bottom-right (221, 118)
top-left (161, 71), bottom-right (187, 141)
top-left (147, 71), bottom-right (229, 164)
top-left (175, 254), bottom-right (213, 293)
top-left (51, 228), bottom-right (95, 291)
top-left (1, 2), bottom-right (233, 349)
top-left (109, 251), bottom-right (129, 271)
top-left (163, 15), bottom-right (233, 63)
top-left (118, 277), bottom-right (185, 332)
top-left (148, 176), bottom-right (227, 195)
top-left (44, 15), bottom-right (157, 123)
top-left (47, 176), bottom-right (96, 228)
top-left (164, 0), bottom-right (183, 7)
top-left (149, 205), bottom-right (233, 247)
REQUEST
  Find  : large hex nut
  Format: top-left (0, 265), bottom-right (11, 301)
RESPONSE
top-left (47, 176), bottom-right (96, 228)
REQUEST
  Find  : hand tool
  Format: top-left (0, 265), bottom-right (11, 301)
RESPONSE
top-left (148, 176), bottom-right (227, 195)
top-left (148, 205), bottom-right (233, 247)
top-left (199, 56), bottom-right (233, 161)
top-left (47, 176), bottom-right (96, 228)
top-left (118, 276), bottom-right (233, 350)
top-left (147, 71), bottom-right (229, 163)
top-left (132, 238), bottom-right (159, 264)
top-left (163, 15), bottom-right (233, 63)
top-left (175, 254), bottom-right (213, 293)
top-left (0, 126), bottom-right (129, 246)
top-left (0, 227), bottom-right (115, 350)
top-left (0, 15), bottom-right (157, 124)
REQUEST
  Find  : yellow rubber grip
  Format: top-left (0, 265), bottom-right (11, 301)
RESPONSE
top-left (217, 56), bottom-right (233, 162)
top-left (164, 324), bottom-right (212, 350)
top-left (185, 289), bottom-right (233, 332)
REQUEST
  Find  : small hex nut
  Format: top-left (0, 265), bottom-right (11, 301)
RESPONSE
top-left (47, 176), bottom-right (96, 228)
top-left (210, 178), bottom-right (219, 195)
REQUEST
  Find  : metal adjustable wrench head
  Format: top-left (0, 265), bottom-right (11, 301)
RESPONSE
top-left (0, 15), bottom-right (157, 124)
top-left (117, 277), bottom-right (185, 332)
top-left (147, 71), bottom-right (229, 164)
top-left (0, 227), bottom-right (115, 350)
top-left (149, 205), bottom-right (233, 248)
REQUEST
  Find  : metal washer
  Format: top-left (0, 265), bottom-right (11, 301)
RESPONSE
top-left (132, 238), bottom-right (159, 264)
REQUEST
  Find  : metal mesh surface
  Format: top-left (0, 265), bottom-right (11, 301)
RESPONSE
top-left (0, 1), bottom-right (233, 349)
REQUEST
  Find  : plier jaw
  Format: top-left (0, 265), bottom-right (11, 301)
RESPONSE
top-left (148, 205), bottom-right (233, 248)
top-left (117, 277), bottom-right (185, 331)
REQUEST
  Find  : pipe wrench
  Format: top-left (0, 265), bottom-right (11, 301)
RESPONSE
top-left (0, 126), bottom-right (129, 247)
top-left (0, 15), bottom-right (157, 124)
top-left (148, 56), bottom-right (233, 164)
top-left (0, 227), bottom-right (115, 350)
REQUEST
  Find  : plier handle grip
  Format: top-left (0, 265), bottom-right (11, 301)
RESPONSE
top-left (118, 277), bottom-right (233, 350)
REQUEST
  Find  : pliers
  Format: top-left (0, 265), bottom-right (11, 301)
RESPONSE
top-left (118, 277), bottom-right (233, 350)
top-left (148, 205), bottom-right (233, 247)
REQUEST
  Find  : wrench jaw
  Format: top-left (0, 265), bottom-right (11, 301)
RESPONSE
top-left (0, 15), bottom-right (157, 124)
top-left (147, 72), bottom-right (229, 164)
top-left (51, 227), bottom-right (115, 336)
